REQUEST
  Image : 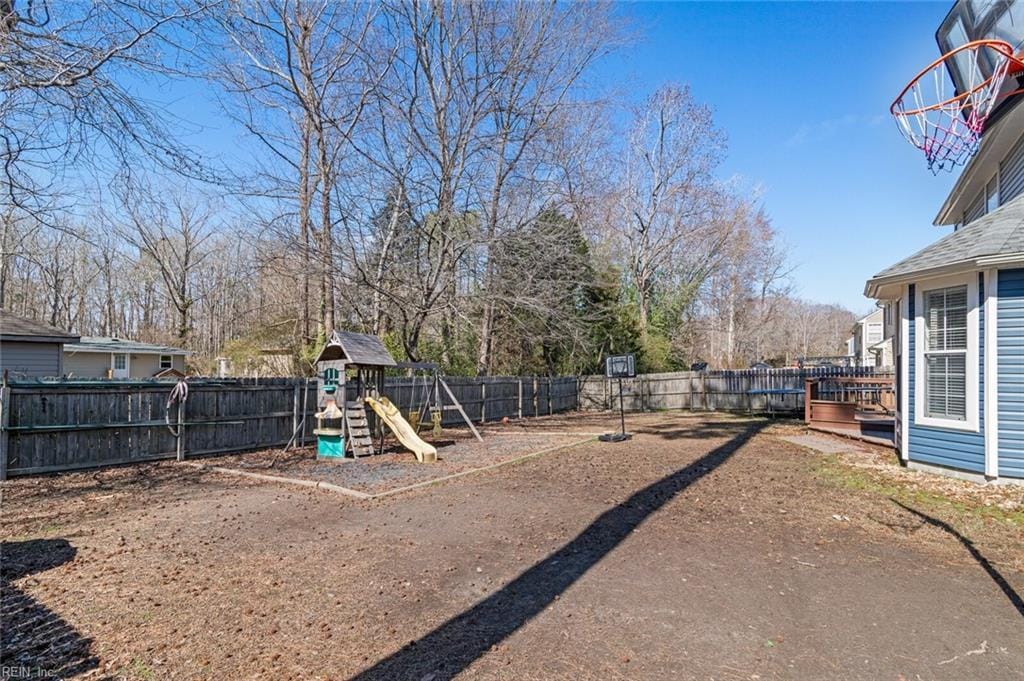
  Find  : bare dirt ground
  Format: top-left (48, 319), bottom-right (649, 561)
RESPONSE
top-left (1, 411), bottom-right (1022, 680)
top-left (207, 428), bottom-right (592, 495)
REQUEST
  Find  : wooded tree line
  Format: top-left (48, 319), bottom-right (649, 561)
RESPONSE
top-left (0, 0), bottom-right (856, 375)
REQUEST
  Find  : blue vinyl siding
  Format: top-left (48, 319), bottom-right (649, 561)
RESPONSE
top-left (907, 281), bottom-right (987, 473)
top-left (997, 268), bottom-right (1024, 478)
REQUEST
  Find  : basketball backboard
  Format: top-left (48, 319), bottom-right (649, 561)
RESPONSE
top-left (937, 0), bottom-right (1024, 100)
top-left (605, 354), bottom-right (636, 379)
top-left (891, 0), bottom-right (1024, 170)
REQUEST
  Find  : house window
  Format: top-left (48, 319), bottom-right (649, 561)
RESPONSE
top-left (867, 323), bottom-right (883, 345)
top-left (160, 355), bottom-right (173, 369)
top-left (986, 175), bottom-right (1000, 213)
top-left (923, 285), bottom-right (968, 421)
top-left (113, 354), bottom-right (127, 370)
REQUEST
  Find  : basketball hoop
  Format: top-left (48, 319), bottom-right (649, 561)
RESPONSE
top-left (891, 39), bottom-right (1024, 172)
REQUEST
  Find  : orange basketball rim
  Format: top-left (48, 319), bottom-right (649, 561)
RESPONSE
top-left (891, 39), bottom-right (1024, 172)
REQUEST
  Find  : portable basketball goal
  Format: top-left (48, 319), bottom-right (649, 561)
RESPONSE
top-left (599, 354), bottom-right (635, 443)
top-left (892, 39), bottom-right (1024, 172)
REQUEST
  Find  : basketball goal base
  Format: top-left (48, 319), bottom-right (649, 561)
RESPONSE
top-left (598, 432), bottom-right (632, 443)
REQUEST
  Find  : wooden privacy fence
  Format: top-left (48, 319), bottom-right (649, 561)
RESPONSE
top-left (0, 378), bottom-right (318, 478)
top-left (578, 366), bottom-right (895, 414)
top-left (0, 375), bottom-right (580, 478)
top-left (0, 368), bottom-right (889, 477)
top-left (388, 375), bottom-right (579, 423)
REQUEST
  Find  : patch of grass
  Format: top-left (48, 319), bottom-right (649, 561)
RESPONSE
top-left (2, 522), bottom-right (66, 542)
top-left (815, 456), bottom-right (1024, 528)
top-left (128, 658), bottom-right (157, 681)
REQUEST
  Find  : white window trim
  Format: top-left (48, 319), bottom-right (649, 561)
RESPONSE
top-left (160, 354), bottom-right (173, 369)
top-left (900, 288), bottom-right (910, 461)
top-left (986, 173), bottom-right (1000, 212)
top-left (914, 273), bottom-right (979, 432)
top-left (984, 269), bottom-right (999, 478)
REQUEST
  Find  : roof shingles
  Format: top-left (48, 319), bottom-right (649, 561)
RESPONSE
top-left (314, 331), bottom-right (396, 367)
top-left (64, 337), bottom-right (191, 355)
top-left (869, 193), bottom-right (1024, 284)
top-left (0, 311), bottom-right (79, 342)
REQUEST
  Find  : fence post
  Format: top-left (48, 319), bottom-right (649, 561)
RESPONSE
top-left (292, 383), bottom-right (300, 443)
top-left (518, 379), bottom-right (523, 419)
top-left (480, 382), bottom-right (487, 424)
top-left (548, 377), bottom-right (553, 415)
top-left (533, 377), bottom-right (539, 416)
top-left (175, 397), bottom-right (186, 462)
top-left (0, 383), bottom-right (9, 481)
top-left (302, 380), bottom-right (310, 446)
top-left (804, 378), bottom-right (813, 423)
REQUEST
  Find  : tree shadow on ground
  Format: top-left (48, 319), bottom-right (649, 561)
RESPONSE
top-left (1, 538), bottom-right (99, 678)
top-left (630, 416), bottom-right (767, 441)
top-left (350, 421), bottom-right (766, 681)
top-left (894, 501), bottom-right (1024, 618)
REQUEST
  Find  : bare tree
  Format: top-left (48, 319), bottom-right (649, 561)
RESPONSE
top-left (472, 1), bottom-right (621, 374)
top-left (695, 197), bottom-right (794, 367)
top-left (116, 191), bottom-right (215, 343)
top-left (0, 0), bottom-right (213, 216)
top-left (344, 0), bottom-right (494, 362)
top-left (614, 84), bottom-right (727, 336)
top-left (212, 0), bottom-right (390, 339)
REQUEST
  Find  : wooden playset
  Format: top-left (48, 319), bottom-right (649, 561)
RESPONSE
top-left (312, 331), bottom-right (480, 463)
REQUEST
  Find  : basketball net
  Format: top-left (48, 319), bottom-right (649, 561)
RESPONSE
top-left (891, 40), bottom-right (1024, 172)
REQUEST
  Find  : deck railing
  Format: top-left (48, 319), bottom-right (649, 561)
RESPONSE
top-left (804, 376), bottom-right (895, 431)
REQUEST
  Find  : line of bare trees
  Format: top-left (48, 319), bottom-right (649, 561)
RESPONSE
top-left (0, 0), bottom-right (856, 375)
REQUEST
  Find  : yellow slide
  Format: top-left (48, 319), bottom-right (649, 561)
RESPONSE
top-left (365, 396), bottom-right (438, 463)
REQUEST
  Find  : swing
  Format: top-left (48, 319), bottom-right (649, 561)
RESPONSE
top-left (431, 408), bottom-right (442, 436)
top-left (409, 370), bottom-right (432, 433)
top-left (410, 367), bottom-right (442, 436)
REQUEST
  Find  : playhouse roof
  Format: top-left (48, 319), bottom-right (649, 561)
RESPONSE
top-left (866, 193), bottom-right (1024, 297)
top-left (315, 331), bottom-right (397, 368)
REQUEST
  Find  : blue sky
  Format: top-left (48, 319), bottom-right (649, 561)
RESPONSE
top-left (156, 1), bottom-right (956, 315)
top-left (605, 1), bottom-right (958, 313)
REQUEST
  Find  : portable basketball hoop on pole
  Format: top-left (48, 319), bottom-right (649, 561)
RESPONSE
top-left (599, 354), bottom-right (635, 443)
top-left (891, 39), bottom-right (1024, 172)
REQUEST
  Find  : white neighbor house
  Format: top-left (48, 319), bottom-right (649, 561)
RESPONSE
top-left (847, 308), bottom-right (894, 368)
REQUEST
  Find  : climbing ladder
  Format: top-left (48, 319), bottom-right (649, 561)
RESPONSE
top-left (345, 400), bottom-right (375, 457)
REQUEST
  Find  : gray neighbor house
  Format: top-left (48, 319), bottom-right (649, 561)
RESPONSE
top-left (1, 311), bottom-right (191, 379)
top-left (0, 311), bottom-right (81, 377)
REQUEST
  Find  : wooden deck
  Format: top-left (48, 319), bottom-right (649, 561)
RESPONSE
top-left (804, 376), bottom-right (895, 448)
top-left (809, 417), bottom-right (895, 448)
